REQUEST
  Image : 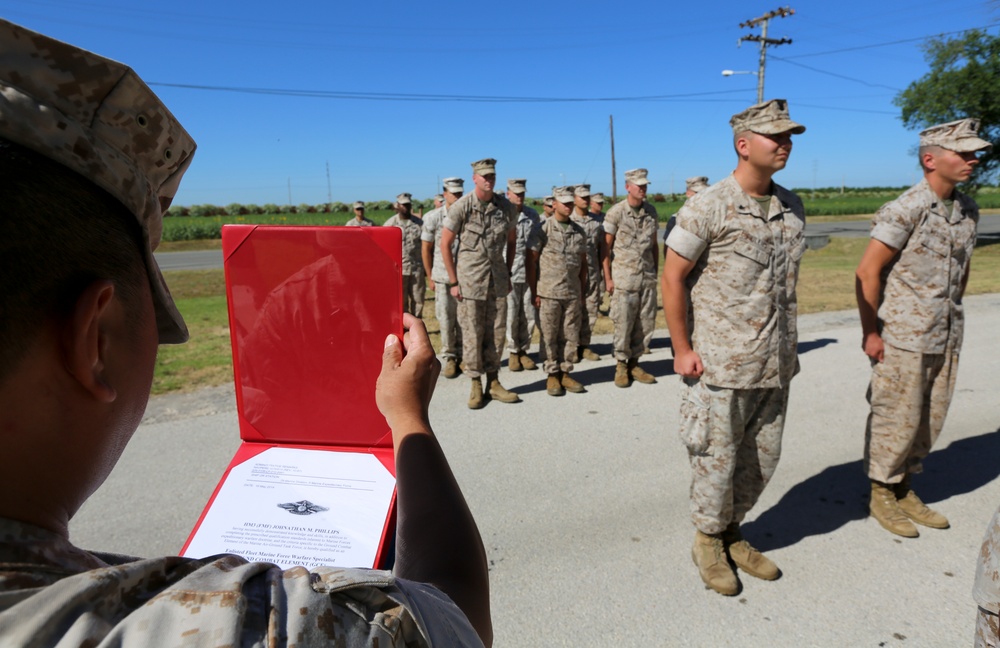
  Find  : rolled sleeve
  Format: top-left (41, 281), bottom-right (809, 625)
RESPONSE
top-left (871, 221), bottom-right (910, 250)
top-left (666, 225), bottom-right (707, 261)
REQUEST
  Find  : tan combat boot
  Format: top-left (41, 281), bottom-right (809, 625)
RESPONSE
top-left (581, 346), bottom-right (601, 361)
top-left (614, 361), bottom-right (630, 388)
top-left (546, 373), bottom-right (565, 396)
top-left (487, 372), bottom-right (521, 403)
top-left (628, 358), bottom-right (657, 384)
top-left (519, 351), bottom-right (538, 370)
top-left (869, 480), bottom-right (919, 537)
top-left (692, 531), bottom-right (739, 596)
top-left (722, 523), bottom-right (779, 580)
top-left (442, 357), bottom-right (460, 379)
top-left (560, 372), bottom-right (586, 393)
top-left (508, 352), bottom-right (522, 372)
top-left (894, 476), bottom-right (949, 529)
top-left (468, 377), bottom-right (485, 410)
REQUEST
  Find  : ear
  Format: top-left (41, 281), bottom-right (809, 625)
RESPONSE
top-left (921, 150), bottom-right (938, 172)
top-left (63, 279), bottom-right (118, 404)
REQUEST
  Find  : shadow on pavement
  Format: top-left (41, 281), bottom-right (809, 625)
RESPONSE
top-left (742, 427), bottom-right (1000, 552)
top-left (798, 337), bottom-right (838, 354)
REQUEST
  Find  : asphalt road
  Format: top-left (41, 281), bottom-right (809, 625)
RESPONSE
top-left (154, 214), bottom-right (1000, 272)
top-left (71, 294), bottom-right (1000, 647)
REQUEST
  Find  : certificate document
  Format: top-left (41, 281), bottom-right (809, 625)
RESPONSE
top-left (182, 447), bottom-right (396, 571)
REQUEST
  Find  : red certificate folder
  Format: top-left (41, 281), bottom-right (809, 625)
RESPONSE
top-left (180, 224), bottom-right (403, 570)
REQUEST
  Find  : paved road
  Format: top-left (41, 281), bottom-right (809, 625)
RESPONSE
top-left (71, 295), bottom-right (1000, 646)
top-left (155, 214), bottom-right (1000, 272)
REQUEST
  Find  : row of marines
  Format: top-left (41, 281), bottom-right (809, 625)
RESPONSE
top-left (352, 99), bottom-right (1000, 640)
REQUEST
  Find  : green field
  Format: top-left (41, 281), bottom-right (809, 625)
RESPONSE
top-left (152, 236), bottom-right (1000, 395)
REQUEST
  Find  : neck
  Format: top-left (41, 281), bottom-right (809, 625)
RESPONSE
top-left (926, 172), bottom-right (957, 200)
top-left (626, 196), bottom-right (642, 208)
top-left (475, 187), bottom-right (492, 202)
top-left (733, 163), bottom-right (773, 198)
top-left (554, 212), bottom-right (570, 222)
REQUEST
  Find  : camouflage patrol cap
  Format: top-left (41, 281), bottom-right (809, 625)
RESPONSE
top-left (574, 184), bottom-right (591, 198)
top-left (396, 192), bottom-right (412, 205)
top-left (624, 169), bottom-right (651, 186)
top-left (552, 186), bottom-right (575, 203)
top-left (507, 178), bottom-right (527, 193)
top-left (591, 192), bottom-right (605, 204)
top-left (0, 19), bottom-right (195, 344)
top-left (433, 193), bottom-right (444, 202)
top-left (352, 201), bottom-right (365, 210)
top-left (471, 158), bottom-right (496, 175)
top-left (686, 176), bottom-right (709, 193)
top-left (443, 177), bottom-right (464, 193)
top-left (730, 99), bottom-right (805, 136)
top-left (919, 118), bottom-right (992, 153)
top-left (543, 195), bottom-right (554, 206)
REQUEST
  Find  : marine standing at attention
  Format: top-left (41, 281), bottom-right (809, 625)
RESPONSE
top-left (422, 177), bottom-right (465, 378)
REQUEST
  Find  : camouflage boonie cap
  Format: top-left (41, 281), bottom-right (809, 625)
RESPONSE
top-left (624, 168), bottom-right (650, 186)
top-left (591, 192), bottom-right (605, 203)
top-left (396, 192), bottom-right (412, 205)
top-left (574, 184), bottom-right (591, 198)
top-left (920, 118), bottom-right (992, 153)
top-left (552, 186), bottom-right (574, 203)
top-left (443, 177), bottom-right (464, 193)
top-left (730, 99), bottom-right (805, 136)
top-left (352, 201), bottom-right (365, 210)
top-left (686, 176), bottom-right (709, 193)
top-left (507, 178), bottom-right (527, 193)
top-left (0, 19), bottom-right (195, 344)
top-left (471, 158), bottom-right (496, 175)
top-left (543, 195), bottom-right (554, 206)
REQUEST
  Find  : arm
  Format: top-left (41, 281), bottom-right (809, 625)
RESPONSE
top-left (376, 315), bottom-right (491, 645)
top-left (579, 252), bottom-right (588, 304)
top-left (651, 224), bottom-right (659, 277)
top-left (527, 249), bottom-right (540, 309)
top-left (441, 227), bottom-right (462, 301)
top-left (421, 241), bottom-right (435, 291)
top-left (602, 232), bottom-right (615, 295)
top-left (854, 239), bottom-right (898, 363)
top-left (661, 248), bottom-right (702, 378)
top-left (505, 226), bottom-right (516, 290)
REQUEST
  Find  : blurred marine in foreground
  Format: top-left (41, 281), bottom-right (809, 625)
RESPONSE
top-left (0, 19), bottom-right (490, 647)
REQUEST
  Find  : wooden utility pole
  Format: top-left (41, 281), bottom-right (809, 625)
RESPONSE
top-left (609, 115), bottom-right (617, 202)
top-left (739, 7), bottom-right (794, 103)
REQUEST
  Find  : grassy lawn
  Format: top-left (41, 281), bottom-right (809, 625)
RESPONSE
top-left (155, 236), bottom-right (1000, 394)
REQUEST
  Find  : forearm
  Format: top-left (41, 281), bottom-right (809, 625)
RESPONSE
top-left (421, 242), bottom-right (434, 280)
top-left (393, 429), bottom-right (491, 645)
top-left (662, 272), bottom-right (692, 354)
top-left (854, 270), bottom-right (882, 337)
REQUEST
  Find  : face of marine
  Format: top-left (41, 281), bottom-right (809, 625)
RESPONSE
top-left (554, 200), bottom-right (573, 221)
top-left (507, 191), bottom-right (525, 209)
top-left (354, 207), bottom-right (365, 220)
top-left (444, 189), bottom-right (463, 207)
top-left (743, 130), bottom-right (793, 174)
top-left (927, 148), bottom-right (980, 186)
top-left (573, 194), bottom-right (589, 214)
top-left (474, 173), bottom-right (495, 199)
top-left (626, 181), bottom-right (646, 206)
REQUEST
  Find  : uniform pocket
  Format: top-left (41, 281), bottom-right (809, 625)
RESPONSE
top-left (919, 231), bottom-right (951, 258)
top-left (679, 378), bottom-right (711, 455)
top-left (733, 235), bottom-right (772, 266)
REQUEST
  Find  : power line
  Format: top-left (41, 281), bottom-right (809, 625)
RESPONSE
top-left (147, 82), bottom-right (755, 104)
top-left (781, 23), bottom-right (1000, 60)
top-left (771, 55), bottom-right (902, 91)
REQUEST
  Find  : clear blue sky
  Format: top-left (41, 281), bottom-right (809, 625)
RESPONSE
top-left (4, 0), bottom-right (998, 205)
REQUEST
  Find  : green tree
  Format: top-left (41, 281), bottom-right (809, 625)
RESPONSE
top-left (895, 29), bottom-right (1000, 190)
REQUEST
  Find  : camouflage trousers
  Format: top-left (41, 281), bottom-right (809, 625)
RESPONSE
top-left (539, 296), bottom-right (581, 374)
top-left (680, 379), bottom-right (789, 535)
top-left (580, 271), bottom-right (600, 348)
top-left (434, 282), bottom-right (462, 360)
top-left (402, 274), bottom-right (425, 319)
top-left (977, 608), bottom-right (999, 648)
top-left (864, 343), bottom-right (958, 484)
top-left (494, 295), bottom-right (508, 360)
top-left (506, 281), bottom-right (537, 353)
top-left (457, 283), bottom-right (502, 378)
top-left (610, 281), bottom-right (656, 361)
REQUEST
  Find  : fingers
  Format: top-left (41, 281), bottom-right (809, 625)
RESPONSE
top-left (382, 333), bottom-right (403, 370)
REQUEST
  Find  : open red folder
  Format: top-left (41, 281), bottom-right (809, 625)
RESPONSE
top-left (180, 224), bottom-right (403, 570)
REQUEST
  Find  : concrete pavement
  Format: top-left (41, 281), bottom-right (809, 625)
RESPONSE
top-left (71, 295), bottom-right (1000, 646)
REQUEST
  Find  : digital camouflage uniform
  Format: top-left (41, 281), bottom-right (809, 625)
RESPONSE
top-left (666, 174), bottom-right (806, 534)
top-left (346, 216), bottom-right (375, 227)
top-left (422, 206), bottom-right (462, 361)
top-left (571, 210), bottom-right (603, 349)
top-left (975, 504), bottom-right (1000, 647)
top-left (864, 179), bottom-right (977, 484)
top-left (444, 191), bottom-right (518, 378)
top-left (385, 213), bottom-right (425, 318)
top-left (530, 217), bottom-right (588, 375)
top-left (604, 198), bottom-right (659, 362)
top-left (0, 518), bottom-right (481, 647)
top-left (506, 205), bottom-right (541, 356)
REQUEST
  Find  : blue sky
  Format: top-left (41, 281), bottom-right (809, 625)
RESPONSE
top-left (4, 0), bottom-right (998, 205)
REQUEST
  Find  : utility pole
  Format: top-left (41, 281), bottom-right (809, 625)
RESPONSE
top-left (609, 115), bottom-right (617, 202)
top-left (738, 6), bottom-right (794, 103)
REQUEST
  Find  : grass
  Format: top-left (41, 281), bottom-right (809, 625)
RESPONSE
top-left (154, 236), bottom-right (1000, 394)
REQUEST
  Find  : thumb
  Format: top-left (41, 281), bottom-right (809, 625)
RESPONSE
top-left (382, 333), bottom-right (402, 369)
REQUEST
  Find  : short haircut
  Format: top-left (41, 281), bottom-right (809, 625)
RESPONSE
top-left (0, 138), bottom-right (147, 380)
top-left (918, 145), bottom-right (943, 172)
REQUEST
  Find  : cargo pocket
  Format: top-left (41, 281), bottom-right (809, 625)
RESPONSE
top-left (679, 378), bottom-right (711, 455)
